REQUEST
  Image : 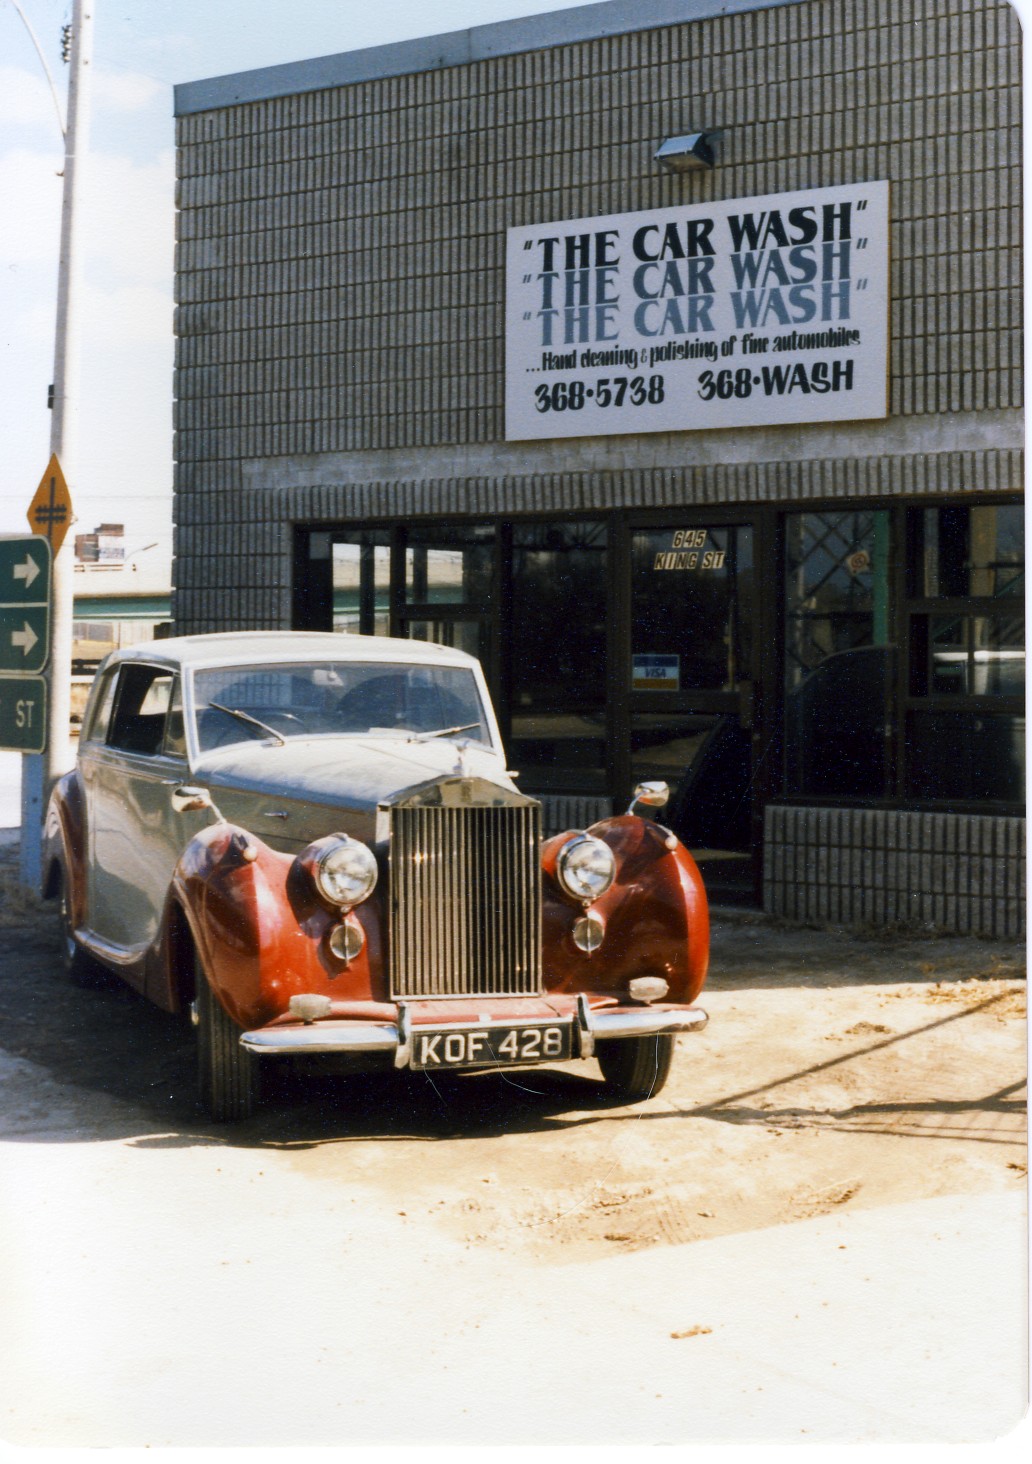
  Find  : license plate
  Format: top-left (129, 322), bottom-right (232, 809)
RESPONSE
top-left (410, 1023), bottom-right (573, 1070)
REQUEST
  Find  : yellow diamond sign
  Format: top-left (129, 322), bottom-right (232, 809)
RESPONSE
top-left (27, 454), bottom-right (74, 555)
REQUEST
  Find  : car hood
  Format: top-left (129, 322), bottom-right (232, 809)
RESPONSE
top-left (190, 734), bottom-right (520, 846)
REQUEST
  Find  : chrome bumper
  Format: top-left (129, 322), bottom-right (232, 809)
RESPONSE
top-left (239, 1000), bottom-right (708, 1061)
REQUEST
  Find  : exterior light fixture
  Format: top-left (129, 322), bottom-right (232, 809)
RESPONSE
top-left (655, 131), bottom-right (720, 171)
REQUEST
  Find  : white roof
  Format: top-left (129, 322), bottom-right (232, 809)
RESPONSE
top-left (109, 630), bottom-right (479, 672)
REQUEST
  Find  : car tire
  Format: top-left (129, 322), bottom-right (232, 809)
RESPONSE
top-left (596, 1033), bottom-right (675, 1101)
top-left (57, 870), bottom-right (108, 988)
top-left (195, 953), bottom-right (259, 1122)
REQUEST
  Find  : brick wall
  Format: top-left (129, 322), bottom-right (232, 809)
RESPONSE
top-left (172, 0), bottom-right (1023, 633)
top-left (765, 806), bottom-right (1026, 937)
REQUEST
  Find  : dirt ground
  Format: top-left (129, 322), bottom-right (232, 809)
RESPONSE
top-left (0, 844), bottom-right (1025, 1264)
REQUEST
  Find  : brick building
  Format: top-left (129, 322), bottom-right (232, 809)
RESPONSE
top-left (172, 0), bottom-right (1024, 934)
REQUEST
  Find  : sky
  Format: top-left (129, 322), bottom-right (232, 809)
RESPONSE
top-left (0, 0), bottom-right (593, 575)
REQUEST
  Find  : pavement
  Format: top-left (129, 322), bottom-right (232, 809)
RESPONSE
top-left (0, 752), bottom-right (1027, 1453)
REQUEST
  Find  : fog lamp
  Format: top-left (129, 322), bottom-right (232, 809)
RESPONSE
top-left (328, 920), bottom-right (365, 964)
top-left (289, 993), bottom-right (333, 1024)
top-left (572, 912), bottom-right (605, 954)
top-left (628, 976), bottom-right (669, 1004)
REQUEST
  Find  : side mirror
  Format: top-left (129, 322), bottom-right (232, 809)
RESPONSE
top-left (171, 785), bottom-right (215, 815)
top-left (627, 780), bottom-right (670, 815)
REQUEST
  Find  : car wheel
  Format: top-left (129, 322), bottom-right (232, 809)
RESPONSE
top-left (57, 870), bottom-right (108, 988)
top-left (596, 1033), bottom-right (675, 1101)
top-left (195, 952), bottom-right (259, 1122)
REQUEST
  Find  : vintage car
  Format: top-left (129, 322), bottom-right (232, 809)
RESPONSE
top-left (43, 632), bottom-right (709, 1120)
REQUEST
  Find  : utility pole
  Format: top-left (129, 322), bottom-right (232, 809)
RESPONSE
top-left (19, 0), bottom-right (94, 888)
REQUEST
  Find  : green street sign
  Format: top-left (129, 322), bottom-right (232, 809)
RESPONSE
top-left (0, 675), bottom-right (47, 753)
top-left (0, 535), bottom-right (51, 606)
top-left (0, 605), bottom-right (49, 674)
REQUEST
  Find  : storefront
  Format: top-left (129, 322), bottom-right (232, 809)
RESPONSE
top-left (173, 0), bottom-right (1024, 933)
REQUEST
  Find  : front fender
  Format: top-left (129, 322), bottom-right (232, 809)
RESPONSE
top-left (169, 824), bottom-right (383, 1029)
top-left (541, 815), bottom-right (709, 1004)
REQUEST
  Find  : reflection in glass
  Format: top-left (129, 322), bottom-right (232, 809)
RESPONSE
top-left (783, 510), bottom-right (892, 797)
top-left (193, 662), bottom-right (490, 749)
top-left (405, 525), bottom-right (493, 605)
top-left (907, 712), bottom-right (1025, 803)
top-left (631, 526), bottom-right (753, 691)
top-left (926, 614), bottom-right (1025, 696)
top-left (910, 504), bottom-right (1024, 599)
top-left (510, 522), bottom-right (608, 792)
top-left (631, 712), bottom-right (751, 851)
top-left (405, 618), bottom-right (486, 663)
top-left (332, 533), bottom-right (390, 636)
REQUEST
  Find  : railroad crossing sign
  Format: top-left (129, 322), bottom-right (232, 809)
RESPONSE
top-left (0, 536), bottom-right (51, 749)
top-left (27, 453), bottom-right (74, 555)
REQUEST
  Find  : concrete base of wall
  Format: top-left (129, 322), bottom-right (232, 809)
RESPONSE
top-left (764, 805), bottom-right (1026, 940)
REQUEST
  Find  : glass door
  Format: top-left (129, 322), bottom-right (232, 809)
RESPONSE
top-left (626, 519), bottom-right (757, 900)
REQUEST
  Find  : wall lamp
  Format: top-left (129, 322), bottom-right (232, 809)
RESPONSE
top-left (655, 131), bottom-right (721, 171)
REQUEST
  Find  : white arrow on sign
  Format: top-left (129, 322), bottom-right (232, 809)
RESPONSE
top-left (13, 555), bottom-right (41, 590)
top-left (11, 622), bottom-right (39, 657)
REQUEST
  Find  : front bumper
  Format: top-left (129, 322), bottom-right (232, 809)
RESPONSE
top-left (239, 994), bottom-right (708, 1063)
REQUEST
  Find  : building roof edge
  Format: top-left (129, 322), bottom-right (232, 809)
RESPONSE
top-left (174, 0), bottom-right (805, 115)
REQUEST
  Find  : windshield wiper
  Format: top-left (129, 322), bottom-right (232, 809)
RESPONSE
top-left (406, 722), bottom-right (482, 742)
top-left (207, 701), bottom-right (286, 746)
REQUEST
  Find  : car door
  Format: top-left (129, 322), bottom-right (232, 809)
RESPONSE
top-left (81, 662), bottom-right (197, 954)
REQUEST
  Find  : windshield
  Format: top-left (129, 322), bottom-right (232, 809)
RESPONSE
top-left (192, 661), bottom-right (493, 753)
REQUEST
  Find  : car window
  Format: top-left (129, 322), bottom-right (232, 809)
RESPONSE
top-left (107, 665), bottom-right (176, 756)
top-left (162, 678), bottom-right (186, 758)
top-left (81, 669), bottom-right (118, 744)
top-left (193, 661), bottom-right (491, 751)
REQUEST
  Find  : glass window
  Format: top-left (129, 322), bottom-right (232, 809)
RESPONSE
top-left (81, 669), bottom-right (118, 744)
top-left (631, 525), bottom-right (753, 692)
top-left (332, 532), bottom-right (391, 636)
top-left (783, 510), bottom-right (893, 798)
top-left (909, 503), bottom-right (1024, 599)
top-left (510, 521), bottom-right (608, 793)
top-left (108, 665), bottom-right (175, 756)
top-left (631, 711), bottom-right (752, 851)
top-left (193, 661), bottom-right (490, 750)
top-left (404, 525), bottom-right (493, 605)
top-left (904, 503), bottom-right (1024, 805)
top-left (906, 712), bottom-right (1025, 804)
top-left (163, 678), bottom-right (186, 758)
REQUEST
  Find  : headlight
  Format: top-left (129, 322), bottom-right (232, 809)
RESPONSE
top-left (315, 836), bottom-right (378, 909)
top-left (556, 833), bottom-right (616, 904)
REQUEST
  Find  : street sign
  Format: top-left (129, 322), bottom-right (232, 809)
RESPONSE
top-left (0, 675), bottom-right (47, 754)
top-left (27, 454), bottom-right (74, 555)
top-left (0, 535), bottom-right (51, 605)
top-left (0, 534), bottom-right (51, 748)
top-left (0, 606), bottom-right (49, 674)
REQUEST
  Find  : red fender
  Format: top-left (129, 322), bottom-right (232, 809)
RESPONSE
top-left (169, 824), bottom-right (386, 1030)
top-left (540, 815), bottom-right (709, 1005)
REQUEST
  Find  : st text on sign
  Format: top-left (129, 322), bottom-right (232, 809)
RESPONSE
top-left (0, 675), bottom-right (47, 754)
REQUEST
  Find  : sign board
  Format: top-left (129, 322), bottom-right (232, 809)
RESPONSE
top-left (506, 180), bottom-right (889, 440)
top-left (0, 536), bottom-right (51, 604)
top-left (632, 654), bottom-right (680, 691)
top-left (27, 454), bottom-right (74, 555)
top-left (0, 675), bottom-right (47, 753)
top-left (0, 535), bottom-right (51, 749)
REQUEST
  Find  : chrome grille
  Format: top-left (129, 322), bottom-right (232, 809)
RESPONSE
top-left (389, 803), bottom-right (542, 999)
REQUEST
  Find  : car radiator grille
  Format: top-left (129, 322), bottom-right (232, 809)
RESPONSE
top-left (389, 803), bottom-right (542, 999)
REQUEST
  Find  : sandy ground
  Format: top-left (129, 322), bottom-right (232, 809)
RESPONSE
top-left (0, 843), bottom-right (1026, 1448)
